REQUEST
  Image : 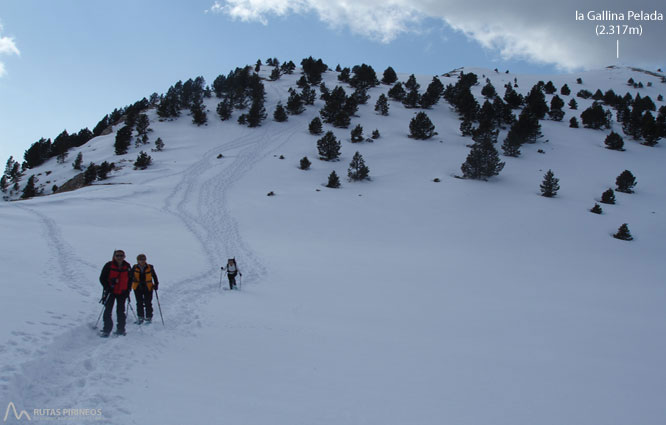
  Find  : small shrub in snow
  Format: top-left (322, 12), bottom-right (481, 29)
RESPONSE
top-left (569, 117), bottom-right (579, 128)
top-left (409, 112), bottom-right (437, 140)
top-left (299, 157), bottom-right (311, 170)
top-left (347, 152), bottom-right (370, 181)
top-left (590, 203), bottom-right (603, 214)
top-left (150, 138), bottom-right (165, 153)
top-left (600, 188), bottom-right (616, 204)
top-left (134, 151), bottom-right (152, 170)
top-left (326, 171), bottom-right (341, 188)
top-left (616, 170), bottom-right (637, 193)
top-left (613, 224), bottom-right (633, 241)
top-left (604, 132), bottom-right (624, 151)
top-left (540, 170), bottom-right (560, 197)
top-left (273, 102), bottom-right (288, 122)
top-left (317, 132), bottom-right (341, 161)
top-left (351, 125), bottom-right (364, 143)
top-left (309, 117), bottom-right (323, 135)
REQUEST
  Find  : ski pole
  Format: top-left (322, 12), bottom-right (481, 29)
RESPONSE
top-left (155, 289), bottom-right (165, 327)
top-left (219, 267), bottom-right (223, 289)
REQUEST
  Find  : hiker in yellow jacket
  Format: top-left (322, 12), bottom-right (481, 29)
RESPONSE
top-left (131, 254), bottom-right (160, 324)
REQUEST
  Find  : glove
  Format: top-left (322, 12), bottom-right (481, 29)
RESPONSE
top-left (154, 283), bottom-right (159, 291)
top-left (240, 273), bottom-right (243, 277)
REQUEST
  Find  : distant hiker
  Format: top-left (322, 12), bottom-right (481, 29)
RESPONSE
top-left (221, 258), bottom-right (242, 290)
top-left (99, 250), bottom-right (132, 337)
top-left (131, 254), bottom-right (160, 324)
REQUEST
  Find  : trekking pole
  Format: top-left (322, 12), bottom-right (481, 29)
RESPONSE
top-left (239, 272), bottom-right (242, 290)
top-left (219, 267), bottom-right (223, 289)
top-left (155, 289), bottom-right (165, 327)
top-left (93, 290), bottom-right (110, 330)
top-left (127, 296), bottom-right (138, 321)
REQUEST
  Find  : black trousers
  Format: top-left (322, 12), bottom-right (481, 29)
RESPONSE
top-left (134, 286), bottom-right (154, 319)
top-left (227, 272), bottom-right (237, 289)
top-left (103, 293), bottom-right (127, 333)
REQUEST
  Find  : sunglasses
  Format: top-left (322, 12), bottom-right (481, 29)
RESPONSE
top-left (115, 254), bottom-right (125, 258)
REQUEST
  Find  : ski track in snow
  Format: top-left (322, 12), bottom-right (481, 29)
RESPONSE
top-left (1, 117), bottom-right (300, 424)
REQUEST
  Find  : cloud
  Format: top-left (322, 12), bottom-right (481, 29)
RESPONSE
top-left (207, 0), bottom-right (666, 70)
top-left (0, 24), bottom-right (20, 77)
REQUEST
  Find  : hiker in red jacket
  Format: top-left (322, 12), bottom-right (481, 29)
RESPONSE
top-left (99, 250), bottom-right (132, 337)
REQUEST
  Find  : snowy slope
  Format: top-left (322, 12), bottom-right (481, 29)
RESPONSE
top-left (0, 64), bottom-right (665, 425)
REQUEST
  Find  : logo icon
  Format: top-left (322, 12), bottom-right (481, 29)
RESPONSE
top-left (3, 402), bottom-right (31, 422)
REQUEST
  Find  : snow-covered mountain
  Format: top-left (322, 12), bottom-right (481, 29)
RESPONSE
top-left (0, 63), bottom-right (665, 425)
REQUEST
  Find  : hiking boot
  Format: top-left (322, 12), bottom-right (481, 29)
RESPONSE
top-left (135, 318), bottom-right (144, 325)
top-left (100, 331), bottom-right (110, 338)
top-left (114, 329), bottom-right (127, 336)
top-left (144, 318), bottom-right (152, 324)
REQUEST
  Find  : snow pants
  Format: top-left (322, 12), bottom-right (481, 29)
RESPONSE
top-left (227, 272), bottom-right (237, 289)
top-left (103, 293), bottom-right (127, 333)
top-left (134, 287), bottom-right (154, 319)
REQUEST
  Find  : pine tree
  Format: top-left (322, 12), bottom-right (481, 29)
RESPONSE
top-left (503, 85), bottom-right (523, 109)
top-left (381, 67), bottom-right (398, 85)
top-left (154, 138), bottom-right (165, 152)
top-left (351, 125), bottom-right (364, 143)
top-left (372, 129), bottom-right (380, 139)
top-left (317, 131), bottom-right (341, 161)
top-left (114, 126), bottom-right (132, 155)
top-left (590, 203), bottom-right (603, 214)
top-left (299, 157), bottom-right (311, 170)
top-left (136, 114), bottom-right (151, 144)
top-left (616, 170), bottom-right (637, 193)
top-left (309, 117), bottom-right (323, 135)
top-left (501, 131), bottom-right (522, 157)
top-left (548, 95), bottom-right (565, 121)
top-left (134, 151), bottom-right (152, 170)
top-left (581, 103), bottom-right (611, 129)
top-left (97, 161), bottom-right (115, 180)
top-left (191, 97), bottom-right (208, 126)
top-left (523, 83), bottom-right (548, 119)
top-left (569, 117), bottom-right (579, 128)
top-left (561, 84), bottom-right (571, 96)
top-left (604, 132), bottom-right (624, 150)
top-left (286, 90), bottom-right (305, 115)
top-left (540, 170), bottom-right (560, 197)
top-left (273, 102), bottom-right (288, 122)
top-left (613, 223), bottom-right (633, 241)
top-left (73, 152), bottom-right (83, 170)
top-left (338, 67), bottom-right (351, 83)
top-left (601, 188), bottom-right (615, 204)
top-left (568, 98), bottom-right (578, 110)
top-left (461, 141), bottom-right (505, 180)
top-left (0, 175), bottom-right (8, 193)
top-left (326, 171), bottom-right (341, 188)
top-left (84, 163), bottom-right (98, 185)
top-left (544, 81), bottom-right (557, 94)
top-left (21, 175), bottom-right (37, 199)
top-left (409, 112), bottom-right (436, 139)
top-left (269, 67), bottom-right (281, 81)
top-left (246, 97), bottom-right (267, 127)
top-left (348, 151), bottom-right (370, 181)
top-left (217, 99), bottom-right (233, 121)
top-left (641, 111), bottom-right (660, 146)
top-left (388, 82), bottom-right (406, 101)
top-left (481, 81), bottom-right (496, 98)
top-left (375, 94), bottom-right (389, 116)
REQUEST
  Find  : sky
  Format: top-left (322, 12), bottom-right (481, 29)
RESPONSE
top-left (0, 0), bottom-right (664, 165)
